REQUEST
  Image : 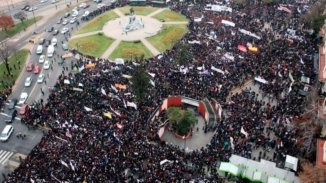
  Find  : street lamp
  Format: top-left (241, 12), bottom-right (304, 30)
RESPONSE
top-left (183, 135), bottom-right (187, 153)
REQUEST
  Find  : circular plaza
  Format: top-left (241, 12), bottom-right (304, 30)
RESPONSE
top-left (69, 6), bottom-right (189, 60)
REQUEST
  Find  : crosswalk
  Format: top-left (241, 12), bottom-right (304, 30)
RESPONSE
top-left (0, 150), bottom-right (14, 165)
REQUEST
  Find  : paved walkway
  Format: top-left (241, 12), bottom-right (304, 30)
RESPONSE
top-left (163, 21), bottom-right (189, 25)
top-left (71, 31), bottom-right (104, 39)
top-left (147, 8), bottom-right (167, 17)
top-left (101, 39), bottom-right (121, 59)
top-left (141, 38), bottom-right (160, 56)
top-left (113, 8), bottom-right (125, 17)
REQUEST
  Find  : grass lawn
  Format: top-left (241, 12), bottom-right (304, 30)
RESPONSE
top-left (75, 11), bottom-right (119, 34)
top-left (0, 16), bottom-right (42, 41)
top-left (147, 24), bottom-right (188, 52)
top-left (153, 9), bottom-right (188, 22)
top-left (68, 34), bottom-right (114, 57)
top-left (109, 41), bottom-right (152, 60)
top-left (0, 49), bottom-right (29, 91)
top-left (118, 6), bottom-right (159, 16)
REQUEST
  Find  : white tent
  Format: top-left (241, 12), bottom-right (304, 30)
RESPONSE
top-left (219, 162), bottom-right (241, 176)
top-left (285, 155), bottom-right (298, 171)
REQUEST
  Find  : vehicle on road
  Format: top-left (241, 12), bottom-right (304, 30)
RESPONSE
top-left (0, 125), bottom-right (14, 142)
top-left (94, 0), bottom-right (102, 3)
top-left (37, 74), bottom-right (45, 83)
top-left (47, 26), bottom-right (54, 32)
top-left (40, 0), bottom-right (48, 3)
top-left (47, 45), bottom-right (55, 58)
top-left (34, 66), bottom-right (41, 74)
top-left (36, 45), bottom-right (43, 54)
top-left (51, 0), bottom-right (58, 3)
top-left (53, 29), bottom-right (59, 36)
top-left (26, 63), bottom-right (34, 72)
top-left (70, 17), bottom-right (76, 24)
top-left (19, 104), bottom-right (29, 115)
top-left (61, 27), bottom-right (69, 34)
top-left (45, 40), bottom-right (51, 47)
top-left (39, 55), bottom-right (45, 63)
top-left (8, 99), bottom-right (18, 110)
top-left (97, 3), bottom-right (105, 9)
top-left (64, 12), bottom-right (70, 18)
top-left (22, 5), bottom-right (30, 11)
top-left (51, 37), bottom-right (57, 46)
top-left (83, 11), bottom-right (90, 17)
top-left (39, 38), bottom-right (45, 45)
top-left (79, 3), bottom-right (89, 9)
top-left (5, 110), bottom-right (17, 123)
top-left (18, 92), bottom-right (28, 105)
top-left (25, 77), bottom-right (32, 87)
top-left (62, 43), bottom-right (69, 51)
top-left (62, 19), bottom-right (68, 25)
top-left (28, 6), bottom-right (37, 12)
top-left (71, 10), bottom-right (78, 17)
top-left (43, 60), bottom-right (50, 70)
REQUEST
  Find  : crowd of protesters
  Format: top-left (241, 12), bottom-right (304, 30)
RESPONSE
top-left (5, 0), bottom-right (321, 182)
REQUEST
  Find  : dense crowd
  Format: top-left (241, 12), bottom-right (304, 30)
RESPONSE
top-left (5, 0), bottom-right (320, 182)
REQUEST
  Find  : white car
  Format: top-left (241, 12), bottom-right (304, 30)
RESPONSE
top-left (37, 74), bottom-right (45, 83)
top-left (51, 0), bottom-right (58, 3)
top-left (18, 92), bottom-right (28, 104)
top-left (0, 125), bottom-right (14, 142)
top-left (36, 45), bottom-right (43, 55)
top-left (71, 10), bottom-right (78, 17)
top-left (62, 19), bottom-right (68, 25)
top-left (97, 3), bottom-right (105, 9)
top-left (83, 11), bottom-right (90, 17)
top-left (43, 60), bottom-right (50, 70)
top-left (39, 55), bottom-right (45, 63)
top-left (79, 3), bottom-right (87, 8)
top-left (51, 37), bottom-right (57, 46)
top-left (61, 27), bottom-right (69, 34)
top-left (70, 17), bottom-right (76, 24)
top-left (40, 0), bottom-right (48, 3)
top-left (24, 77), bottom-right (32, 87)
top-left (28, 7), bottom-right (37, 12)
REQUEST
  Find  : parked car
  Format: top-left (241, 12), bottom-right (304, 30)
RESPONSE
top-left (0, 125), bottom-right (14, 142)
top-left (51, 0), bottom-right (58, 3)
top-left (22, 5), bottom-right (30, 11)
top-left (83, 11), bottom-right (90, 17)
top-left (5, 110), bottom-right (17, 123)
top-left (97, 3), bottom-right (105, 9)
top-left (45, 40), bottom-right (51, 47)
top-left (25, 77), bottom-right (32, 87)
top-left (40, 0), bottom-right (48, 3)
top-left (71, 10), bottom-right (78, 17)
top-left (70, 17), bottom-right (76, 24)
top-left (19, 104), bottom-right (29, 115)
top-left (47, 45), bottom-right (55, 57)
top-left (34, 66), bottom-right (41, 74)
top-left (26, 63), bottom-right (34, 72)
top-left (43, 60), bottom-right (50, 70)
top-left (37, 74), bottom-right (45, 83)
top-left (51, 37), bottom-right (57, 46)
top-left (64, 12), bottom-right (70, 18)
top-left (94, 0), bottom-right (102, 3)
top-left (47, 26), bottom-right (54, 32)
top-left (8, 99), bottom-right (18, 110)
top-left (53, 29), bottom-right (59, 35)
top-left (39, 38), bottom-right (45, 45)
top-left (36, 45), bottom-right (43, 54)
top-left (79, 3), bottom-right (89, 9)
top-left (18, 92), bottom-right (28, 105)
top-left (61, 27), bottom-right (69, 34)
top-left (28, 6), bottom-right (37, 12)
top-left (62, 43), bottom-right (68, 51)
top-left (39, 55), bottom-right (45, 63)
top-left (62, 19), bottom-right (68, 25)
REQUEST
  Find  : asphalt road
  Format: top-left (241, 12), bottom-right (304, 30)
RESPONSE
top-left (0, 0), bottom-right (116, 181)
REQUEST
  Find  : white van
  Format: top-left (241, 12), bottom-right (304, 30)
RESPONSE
top-left (47, 45), bottom-right (55, 57)
top-left (0, 125), bottom-right (14, 142)
top-left (36, 45), bottom-right (43, 55)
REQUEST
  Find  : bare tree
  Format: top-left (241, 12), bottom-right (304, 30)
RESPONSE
top-left (299, 161), bottom-right (319, 183)
top-left (13, 12), bottom-right (27, 24)
top-left (0, 40), bottom-right (16, 76)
